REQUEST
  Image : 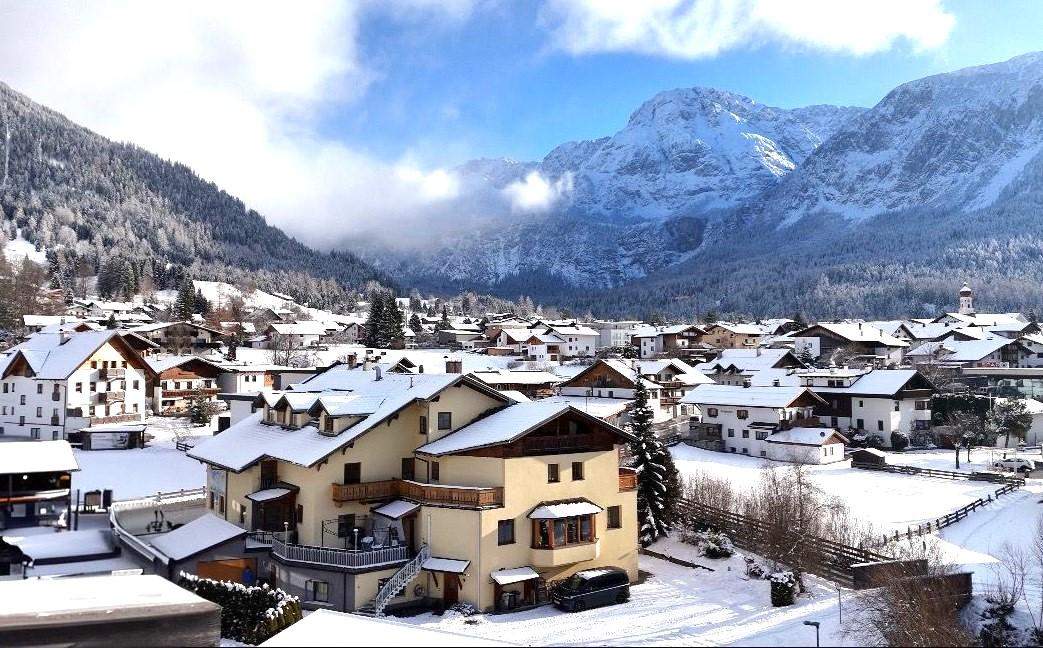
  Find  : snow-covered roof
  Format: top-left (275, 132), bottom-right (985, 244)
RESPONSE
top-left (708, 322), bottom-right (767, 335)
top-left (131, 320), bottom-right (222, 335)
top-left (0, 440), bottom-right (79, 474)
top-left (540, 395), bottom-right (630, 418)
top-left (491, 566), bottom-right (540, 585)
top-left (0, 574), bottom-right (212, 620)
top-left (499, 390), bottom-right (532, 403)
top-left (810, 370), bottom-right (925, 396)
top-left (471, 370), bottom-right (563, 386)
top-left (546, 324), bottom-right (599, 337)
top-left (680, 384), bottom-right (822, 408)
top-left (417, 401), bottom-right (570, 456)
top-left (498, 328), bottom-right (534, 343)
top-left (1, 330), bottom-right (133, 380)
top-left (23, 314), bottom-right (83, 327)
top-left (191, 373), bottom-right (506, 470)
top-left (766, 427), bottom-right (844, 446)
top-left (528, 498), bottom-right (603, 519)
top-left (146, 354), bottom-right (225, 375)
top-left (797, 322), bottom-right (908, 347)
top-left (747, 368), bottom-right (800, 387)
top-left (270, 321), bottom-right (328, 336)
top-left (373, 499), bottom-right (420, 520)
top-left (422, 557), bottom-right (470, 573)
top-left (907, 336), bottom-right (1022, 362)
top-left (694, 348), bottom-right (797, 373)
top-left (594, 359), bottom-right (662, 388)
top-left (246, 487), bottom-right (293, 502)
top-left (149, 513), bottom-right (246, 561)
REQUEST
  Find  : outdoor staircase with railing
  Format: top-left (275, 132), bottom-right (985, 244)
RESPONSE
top-left (359, 544), bottom-right (430, 617)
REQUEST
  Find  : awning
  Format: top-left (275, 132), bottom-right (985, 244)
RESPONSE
top-left (422, 557), bottom-right (470, 574)
top-left (491, 566), bottom-right (539, 585)
top-left (528, 499), bottom-right (603, 519)
top-left (246, 487), bottom-right (293, 502)
top-left (373, 499), bottom-right (420, 520)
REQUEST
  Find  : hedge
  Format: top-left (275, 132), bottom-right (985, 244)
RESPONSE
top-left (178, 572), bottom-right (302, 644)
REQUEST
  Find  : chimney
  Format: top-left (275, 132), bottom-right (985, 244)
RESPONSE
top-left (375, 365), bottom-right (383, 381)
top-left (772, 378), bottom-right (780, 387)
top-left (756, 347), bottom-right (761, 357)
top-left (362, 357), bottom-right (370, 372)
top-left (418, 365), bottom-right (424, 374)
top-left (347, 354), bottom-right (358, 370)
top-left (59, 330), bottom-right (70, 345)
top-left (446, 358), bottom-right (463, 373)
top-left (742, 379), bottom-right (751, 388)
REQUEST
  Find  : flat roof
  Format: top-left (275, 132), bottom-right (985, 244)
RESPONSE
top-left (0, 440), bottom-right (79, 474)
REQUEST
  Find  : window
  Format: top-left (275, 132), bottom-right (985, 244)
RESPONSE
top-left (727, 428), bottom-right (735, 438)
top-left (532, 515), bottom-right (596, 549)
top-left (856, 418), bottom-right (864, 430)
top-left (706, 407), bottom-right (718, 417)
top-left (430, 461), bottom-right (440, 482)
top-left (36, 407), bottom-right (41, 417)
top-left (571, 462), bottom-right (584, 481)
top-left (607, 506), bottom-right (622, 529)
top-left (309, 580), bottom-right (330, 603)
top-left (437, 412), bottom-right (452, 430)
top-left (91, 361), bottom-right (97, 369)
top-left (30, 428), bottom-right (40, 439)
top-left (75, 383), bottom-right (82, 393)
top-left (894, 401), bottom-right (900, 412)
top-left (497, 519), bottom-right (515, 545)
top-left (343, 462), bottom-right (361, 484)
top-left (877, 420), bottom-right (884, 431)
top-left (858, 400), bottom-right (864, 408)
top-left (736, 409), bottom-right (748, 420)
top-left (742, 429), bottom-right (749, 439)
top-left (19, 395), bottom-right (25, 405)
top-left (90, 382), bottom-right (97, 392)
top-left (547, 463), bottom-right (560, 483)
top-left (419, 415), bottom-right (427, 434)
top-left (741, 448), bottom-right (748, 454)
top-left (36, 384), bottom-right (42, 394)
top-left (1, 384), bottom-right (6, 393)
top-left (760, 450), bottom-right (767, 457)
top-left (401, 458), bottom-right (414, 481)
top-left (238, 504), bottom-right (246, 524)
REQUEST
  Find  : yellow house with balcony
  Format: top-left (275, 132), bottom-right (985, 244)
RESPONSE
top-left (188, 365), bottom-right (638, 615)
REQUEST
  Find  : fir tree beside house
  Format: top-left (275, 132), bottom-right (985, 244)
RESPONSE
top-left (627, 377), bottom-right (682, 546)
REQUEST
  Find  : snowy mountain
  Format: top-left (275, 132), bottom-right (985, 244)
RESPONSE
top-left (363, 52), bottom-right (1043, 314)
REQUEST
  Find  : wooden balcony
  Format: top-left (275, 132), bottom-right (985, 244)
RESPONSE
top-left (100, 367), bottom-right (125, 379)
top-left (521, 433), bottom-right (600, 454)
top-left (163, 387), bottom-right (220, 399)
top-left (618, 467), bottom-right (637, 492)
top-left (98, 390), bottom-right (126, 403)
top-left (88, 413), bottom-right (142, 425)
top-left (331, 478), bottom-right (504, 509)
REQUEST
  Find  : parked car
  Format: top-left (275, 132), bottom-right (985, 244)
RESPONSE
top-left (993, 458), bottom-right (1035, 473)
top-left (552, 567), bottom-right (630, 612)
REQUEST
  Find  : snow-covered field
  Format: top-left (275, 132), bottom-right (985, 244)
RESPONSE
top-left (671, 445), bottom-right (1003, 532)
top-left (72, 417), bottom-right (210, 500)
top-left (396, 550), bottom-right (857, 647)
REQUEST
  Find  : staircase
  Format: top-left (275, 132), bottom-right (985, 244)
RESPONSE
top-left (358, 544), bottom-right (430, 617)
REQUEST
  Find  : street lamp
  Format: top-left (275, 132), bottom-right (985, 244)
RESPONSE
top-left (803, 620), bottom-right (820, 647)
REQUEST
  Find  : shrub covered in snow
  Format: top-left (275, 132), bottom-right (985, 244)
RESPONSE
top-left (890, 431), bottom-right (909, 451)
top-left (979, 594), bottom-right (1022, 647)
top-left (769, 571), bottom-right (798, 607)
top-left (178, 572), bottom-right (302, 644)
top-left (700, 531), bottom-right (734, 559)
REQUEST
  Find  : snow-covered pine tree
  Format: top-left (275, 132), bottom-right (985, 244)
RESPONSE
top-left (627, 376), bottom-right (682, 546)
top-left (408, 312), bottom-right (423, 333)
top-left (364, 292), bottom-right (385, 348)
top-left (437, 306), bottom-right (451, 330)
top-left (174, 277), bottom-right (196, 320)
top-left (380, 292), bottom-right (405, 348)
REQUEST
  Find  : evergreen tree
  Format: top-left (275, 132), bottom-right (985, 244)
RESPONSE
top-left (627, 377), bottom-right (682, 546)
top-left (364, 292), bottom-right (385, 348)
top-left (408, 312), bottom-right (424, 333)
top-left (437, 306), bottom-right (452, 331)
top-left (380, 292), bottom-right (405, 348)
top-left (194, 289), bottom-right (212, 317)
top-left (174, 277), bottom-right (196, 320)
top-left (105, 313), bottom-right (118, 329)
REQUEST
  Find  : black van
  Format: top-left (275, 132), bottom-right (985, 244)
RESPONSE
top-left (552, 567), bottom-right (630, 612)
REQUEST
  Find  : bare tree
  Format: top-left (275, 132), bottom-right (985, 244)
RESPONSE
top-left (267, 332), bottom-right (314, 368)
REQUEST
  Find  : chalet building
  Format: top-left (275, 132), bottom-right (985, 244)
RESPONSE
top-left (791, 322), bottom-right (908, 365)
top-left (216, 363), bottom-right (276, 395)
top-left (147, 356), bottom-right (226, 415)
top-left (131, 321), bottom-right (224, 355)
top-left (694, 349), bottom-right (805, 386)
top-left (523, 332), bottom-right (565, 362)
top-left (544, 324), bottom-right (599, 358)
top-left (437, 329), bottom-right (486, 349)
top-left (0, 330), bottom-right (153, 440)
top-left (587, 320), bottom-right (643, 350)
top-left (0, 440), bottom-right (79, 529)
top-left (631, 324), bottom-right (707, 359)
top-left (800, 369), bottom-right (935, 446)
top-left (697, 323), bottom-right (766, 349)
top-left (187, 367), bottom-right (638, 615)
top-left (554, 359), bottom-right (706, 423)
top-left (266, 321), bottom-right (329, 348)
top-left (680, 384), bottom-right (845, 464)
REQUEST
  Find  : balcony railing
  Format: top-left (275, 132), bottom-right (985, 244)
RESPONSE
top-left (618, 467), bottom-right (637, 492)
top-left (89, 413), bottom-right (142, 425)
top-left (521, 433), bottom-right (600, 454)
top-left (163, 387), bottom-right (220, 399)
top-left (98, 391), bottom-right (126, 403)
top-left (100, 367), bottom-right (126, 380)
top-left (272, 536), bottom-right (410, 569)
top-left (330, 478), bottom-right (504, 508)
top-left (778, 416), bottom-right (822, 431)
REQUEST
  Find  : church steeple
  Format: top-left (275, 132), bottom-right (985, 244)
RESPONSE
top-left (958, 282), bottom-right (975, 315)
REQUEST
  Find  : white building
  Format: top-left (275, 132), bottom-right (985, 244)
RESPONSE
top-left (0, 330), bottom-right (152, 440)
top-left (545, 324), bottom-right (599, 358)
top-left (680, 384), bottom-right (845, 464)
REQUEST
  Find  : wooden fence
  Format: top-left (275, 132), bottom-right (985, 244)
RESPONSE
top-left (678, 498), bottom-right (892, 588)
top-left (851, 461), bottom-right (1024, 486)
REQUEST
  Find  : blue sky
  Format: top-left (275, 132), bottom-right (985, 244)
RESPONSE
top-left (0, 0), bottom-right (1040, 244)
top-left (340, 0), bottom-right (1043, 166)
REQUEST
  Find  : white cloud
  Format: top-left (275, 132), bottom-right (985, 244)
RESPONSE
top-left (541, 0), bottom-right (955, 59)
top-left (503, 171), bottom-right (574, 213)
top-left (0, 0), bottom-right (469, 249)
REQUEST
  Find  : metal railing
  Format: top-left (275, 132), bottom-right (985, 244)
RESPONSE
top-left (271, 537), bottom-right (410, 570)
top-left (375, 544), bottom-right (429, 617)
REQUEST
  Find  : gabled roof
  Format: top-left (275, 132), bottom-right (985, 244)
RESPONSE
top-left (767, 427), bottom-right (847, 446)
top-left (809, 370), bottom-right (933, 397)
top-left (416, 401), bottom-right (635, 456)
top-left (694, 348), bottom-right (801, 373)
top-left (907, 336), bottom-right (1027, 362)
top-left (146, 355), bottom-right (226, 375)
top-left (269, 321), bottom-right (329, 336)
top-left (794, 322), bottom-right (908, 348)
top-left (1, 331), bottom-right (152, 380)
top-left (470, 370), bottom-right (563, 386)
top-left (131, 320), bottom-right (224, 336)
top-left (680, 384), bottom-right (825, 408)
top-left (149, 513), bottom-right (246, 562)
